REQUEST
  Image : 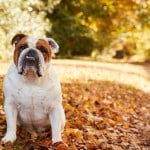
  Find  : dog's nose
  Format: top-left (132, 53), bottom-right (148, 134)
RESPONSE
top-left (25, 49), bottom-right (36, 61)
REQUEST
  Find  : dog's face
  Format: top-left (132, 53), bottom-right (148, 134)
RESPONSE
top-left (12, 34), bottom-right (59, 77)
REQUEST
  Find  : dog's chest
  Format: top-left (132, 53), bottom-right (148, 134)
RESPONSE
top-left (16, 85), bottom-right (50, 112)
top-left (15, 84), bottom-right (51, 125)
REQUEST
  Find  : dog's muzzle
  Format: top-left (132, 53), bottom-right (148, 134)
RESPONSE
top-left (24, 49), bottom-right (38, 66)
top-left (18, 49), bottom-right (44, 77)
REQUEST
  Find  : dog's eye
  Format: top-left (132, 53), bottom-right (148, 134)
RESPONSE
top-left (38, 46), bottom-right (48, 56)
top-left (42, 51), bottom-right (47, 56)
top-left (19, 45), bottom-right (27, 52)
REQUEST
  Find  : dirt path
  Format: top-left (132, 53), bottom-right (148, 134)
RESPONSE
top-left (51, 60), bottom-right (150, 93)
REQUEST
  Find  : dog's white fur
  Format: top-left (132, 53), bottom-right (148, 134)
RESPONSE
top-left (2, 36), bottom-right (65, 144)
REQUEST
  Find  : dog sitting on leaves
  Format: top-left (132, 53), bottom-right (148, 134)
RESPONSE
top-left (2, 34), bottom-right (68, 149)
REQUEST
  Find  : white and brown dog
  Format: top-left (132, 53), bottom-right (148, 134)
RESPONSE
top-left (2, 34), bottom-right (68, 149)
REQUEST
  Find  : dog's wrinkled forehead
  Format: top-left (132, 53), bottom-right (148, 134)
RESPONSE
top-left (27, 36), bottom-right (38, 48)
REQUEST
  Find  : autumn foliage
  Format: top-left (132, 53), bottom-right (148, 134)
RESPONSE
top-left (0, 0), bottom-right (150, 61)
top-left (0, 61), bottom-right (150, 149)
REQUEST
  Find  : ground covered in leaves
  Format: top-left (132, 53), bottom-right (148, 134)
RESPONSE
top-left (62, 81), bottom-right (150, 150)
top-left (0, 61), bottom-right (150, 149)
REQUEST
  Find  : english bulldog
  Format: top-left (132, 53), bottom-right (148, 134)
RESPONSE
top-left (2, 34), bottom-right (68, 149)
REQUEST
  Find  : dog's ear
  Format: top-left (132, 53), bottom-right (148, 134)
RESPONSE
top-left (12, 34), bottom-right (26, 46)
top-left (45, 38), bottom-right (59, 53)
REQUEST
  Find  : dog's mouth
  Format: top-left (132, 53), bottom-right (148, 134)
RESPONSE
top-left (18, 49), bottom-right (44, 77)
top-left (19, 56), bottom-right (42, 77)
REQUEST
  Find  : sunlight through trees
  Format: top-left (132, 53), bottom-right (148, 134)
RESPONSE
top-left (0, 0), bottom-right (149, 61)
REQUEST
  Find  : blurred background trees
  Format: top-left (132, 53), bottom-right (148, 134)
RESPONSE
top-left (0, 0), bottom-right (149, 62)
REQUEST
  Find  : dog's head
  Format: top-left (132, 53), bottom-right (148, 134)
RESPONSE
top-left (12, 34), bottom-right (59, 78)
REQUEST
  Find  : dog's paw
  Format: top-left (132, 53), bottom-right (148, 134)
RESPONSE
top-left (2, 132), bottom-right (16, 143)
top-left (52, 141), bottom-right (69, 150)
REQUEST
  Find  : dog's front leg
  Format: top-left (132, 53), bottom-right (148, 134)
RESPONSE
top-left (2, 100), bottom-right (17, 143)
top-left (49, 105), bottom-right (65, 143)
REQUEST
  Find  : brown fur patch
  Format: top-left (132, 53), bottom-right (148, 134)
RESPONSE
top-left (36, 39), bottom-right (51, 62)
top-left (13, 36), bottom-right (28, 66)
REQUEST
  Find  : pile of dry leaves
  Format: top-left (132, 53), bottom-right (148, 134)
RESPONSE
top-left (0, 76), bottom-right (149, 149)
